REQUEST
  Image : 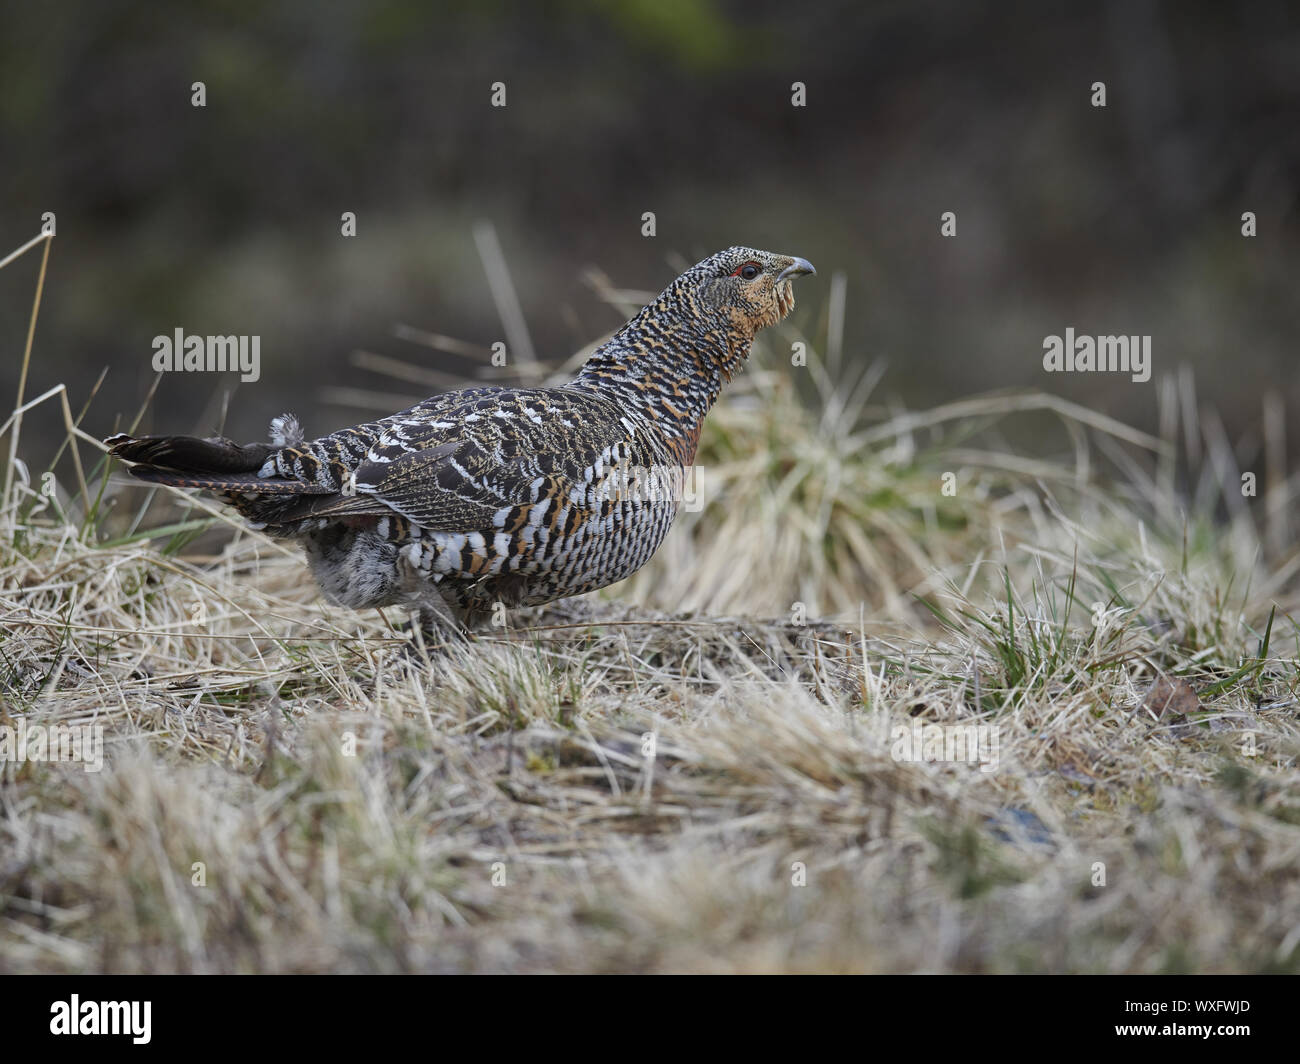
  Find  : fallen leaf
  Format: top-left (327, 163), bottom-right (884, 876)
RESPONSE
top-left (1137, 675), bottom-right (1200, 721)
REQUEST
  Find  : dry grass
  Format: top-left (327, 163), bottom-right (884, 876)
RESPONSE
top-left (2, 234), bottom-right (1298, 973)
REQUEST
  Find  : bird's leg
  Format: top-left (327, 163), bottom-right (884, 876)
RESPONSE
top-left (384, 604), bottom-right (468, 667)
top-left (417, 605), bottom-right (472, 643)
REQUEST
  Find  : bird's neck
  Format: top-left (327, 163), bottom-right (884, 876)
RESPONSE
top-left (569, 302), bottom-right (749, 431)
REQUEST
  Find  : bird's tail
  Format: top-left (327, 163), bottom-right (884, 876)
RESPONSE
top-left (103, 433), bottom-right (310, 494)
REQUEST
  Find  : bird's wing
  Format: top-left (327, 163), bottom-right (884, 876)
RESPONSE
top-left (266, 388), bottom-right (631, 531)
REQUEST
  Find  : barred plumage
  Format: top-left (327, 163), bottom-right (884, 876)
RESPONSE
top-left (106, 246), bottom-right (816, 629)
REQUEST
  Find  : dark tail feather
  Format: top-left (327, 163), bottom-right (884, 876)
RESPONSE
top-left (123, 467), bottom-right (327, 494)
top-left (105, 433), bottom-right (274, 474)
top-left (104, 433), bottom-right (330, 496)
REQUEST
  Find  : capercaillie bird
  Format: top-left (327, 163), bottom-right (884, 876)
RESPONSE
top-left (105, 247), bottom-right (816, 630)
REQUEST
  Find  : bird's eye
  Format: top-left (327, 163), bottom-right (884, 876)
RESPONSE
top-left (730, 261), bottom-right (761, 281)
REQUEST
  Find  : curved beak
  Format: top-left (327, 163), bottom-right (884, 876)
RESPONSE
top-left (776, 257), bottom-right (817, 284)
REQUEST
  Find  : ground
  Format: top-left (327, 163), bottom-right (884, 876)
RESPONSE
top-left (3, 352), bottom-right (1297, 974)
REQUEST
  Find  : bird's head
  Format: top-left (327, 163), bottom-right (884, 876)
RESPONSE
top-left (675, 246), bottom-right (816, 379)
top-left (693, 246), bottom-right (816, 331)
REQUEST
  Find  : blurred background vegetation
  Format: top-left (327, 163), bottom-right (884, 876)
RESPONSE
top-left (1, 0), bottom-right (1296, 460)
